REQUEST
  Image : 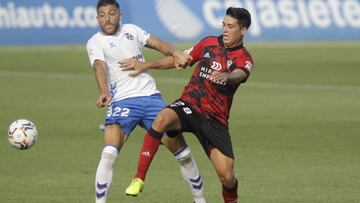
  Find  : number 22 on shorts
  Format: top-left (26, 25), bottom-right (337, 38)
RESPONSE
top-left (106, 106), bottom-right (130, 118)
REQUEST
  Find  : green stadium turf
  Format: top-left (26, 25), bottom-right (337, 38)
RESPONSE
top-left (0, 42), bottom-right (359, 203)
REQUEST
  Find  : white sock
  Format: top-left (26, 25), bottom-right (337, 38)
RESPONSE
top-left (95, 145), bottom-right (118, 203)
top-left (174, 145), bottom-right (206, 203)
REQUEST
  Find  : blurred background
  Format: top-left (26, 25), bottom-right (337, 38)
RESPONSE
top-left (1, 0), bottom-right (359, 45)
top-left (1, 0), bottom-right (359, 203)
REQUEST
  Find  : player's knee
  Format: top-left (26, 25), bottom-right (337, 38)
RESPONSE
top-left (100, 145), bottom-right (118, 168)
top-left (153, 112), bottom-right (171, 130)
top-left (155, 112), bottom-right (168, 124)
top-left (102, 145), bottom-right (118, 159)
top-left (219, 172), bottom-right (235, 187)
top-left (154, 108), bottom-right (180, 130)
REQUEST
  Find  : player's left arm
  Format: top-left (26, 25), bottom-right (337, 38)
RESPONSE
top-left (211, 69), bottom-right (249, 85)
top-left (145, 36), bottom-right (174, 56)
top-left (120, 57), bottom-right (176, 76)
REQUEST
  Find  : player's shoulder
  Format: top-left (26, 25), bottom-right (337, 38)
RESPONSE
top-left (199, 35), bottom-right (219, 44)
top-left (193, 36), bottom-right (219, 49)
top-left (87, 32), bottom-right (102, 47)
top-left (242, 46), bottom-right (254, 61)
top-left (122, 23), bottom-right (144, 33)
top-left (235, 45), bottom-right (254, 72)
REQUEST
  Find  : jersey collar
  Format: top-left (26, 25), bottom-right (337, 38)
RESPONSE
top-left (218, 35), bottom-right (244, 51)
top-left (98, 29), bottom-right (122, 37)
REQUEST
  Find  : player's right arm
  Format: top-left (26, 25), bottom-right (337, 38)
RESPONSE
top-left (86, 37), bottom-right (111, 108)
top-left (92, 60), bottom-right (112, 108)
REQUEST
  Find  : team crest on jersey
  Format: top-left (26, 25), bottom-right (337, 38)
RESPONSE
top-left (210, 61), bottom-right (222, 70)
top-left (227, 60), bottom-right (233, 68)
top-left (244, 61), bottom-right (253, 72)
top-left (125, 33), bottom-right (134, 40)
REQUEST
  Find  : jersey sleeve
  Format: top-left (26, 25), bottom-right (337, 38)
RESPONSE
top-left (234, 55), bottom-right (253, 84)
top-left (237, 55), bottom-right (254, 76)
top-left (86, 36), bottom-right (105, 66)
top-left (184, 40), bottom-right (204, 66)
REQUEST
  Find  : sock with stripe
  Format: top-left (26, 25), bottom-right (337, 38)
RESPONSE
top-left (95, 145), bottom-right (118, 203)
top-left (174, 145), bottom-right (206, 203)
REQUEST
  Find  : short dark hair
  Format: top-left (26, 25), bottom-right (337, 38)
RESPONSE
top-left (226, 7), bottom-right (251, 29)
top-left (96, 0), bottom-right (120, 12)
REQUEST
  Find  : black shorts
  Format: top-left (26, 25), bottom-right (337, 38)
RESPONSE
top-left (167, 100), bottom-right (234, 158)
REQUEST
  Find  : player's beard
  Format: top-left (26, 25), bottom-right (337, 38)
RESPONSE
top-left (101, 23), bottom-right (120, 35)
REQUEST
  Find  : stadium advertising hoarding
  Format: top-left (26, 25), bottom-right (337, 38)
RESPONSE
top-left (0, 0), bottom-right (359, 45)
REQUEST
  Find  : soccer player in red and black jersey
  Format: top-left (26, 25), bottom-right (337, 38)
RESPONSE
top-left (121, 7), bottom-right (254, 203)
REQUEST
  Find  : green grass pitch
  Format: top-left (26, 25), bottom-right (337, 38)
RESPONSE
top-left (0, 42), bottom-right (359, 203)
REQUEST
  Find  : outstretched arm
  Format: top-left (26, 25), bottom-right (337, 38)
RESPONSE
top-left (120, 56), bottom-right (177, 77)
top-left (145, 36), bottom-right (175, 56)
top-left (146, 36), bottom-right (190, 69)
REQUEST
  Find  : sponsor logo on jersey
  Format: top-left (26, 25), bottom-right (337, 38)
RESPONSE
top-left (199, 66), bottom-right (226, 86)
top-left (210, 61), bottom-right (222, 70)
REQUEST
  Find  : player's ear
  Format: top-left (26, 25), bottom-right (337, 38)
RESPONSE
top-left (240, 27), bottom-right (248, 35)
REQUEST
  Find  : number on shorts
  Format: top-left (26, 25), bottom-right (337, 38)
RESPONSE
top-left (107, 107), bottom-right (130, 117)
top-left (183, 107), bottom-right (192, 114)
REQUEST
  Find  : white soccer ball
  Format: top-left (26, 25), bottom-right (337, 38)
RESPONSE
top-left (7, 119), bottom-right (38, 150)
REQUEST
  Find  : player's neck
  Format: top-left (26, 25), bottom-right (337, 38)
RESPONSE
top-left (100, 28), bottom-right (121, 36)
top-left (224, 40), bottom-right (243, 49)
top-left (224, 36), bottom-right (244, 49)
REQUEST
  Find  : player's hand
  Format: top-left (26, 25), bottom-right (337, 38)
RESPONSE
top-left (96, 93), bottom-right (111, 108)
top-left (119, 58), bottom-right (147, 76)
top-left (173, 50), bottom-right (192, 70)
top-left (210, 71), bottom-right (229, 84)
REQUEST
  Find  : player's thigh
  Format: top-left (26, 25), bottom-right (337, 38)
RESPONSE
top-left (103, 124), bottom-right (127, 149)
top-left (140, 93), bottom-right (166, 130)
top-left (209, 148), bottom-right (235, 181)
top-left (152, 108), bottom-right (182, 132)
top-left (105, 99), bottom-right (143, 136)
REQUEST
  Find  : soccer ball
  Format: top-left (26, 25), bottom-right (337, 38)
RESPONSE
top-left (7, 119), bottom-right (38, 150)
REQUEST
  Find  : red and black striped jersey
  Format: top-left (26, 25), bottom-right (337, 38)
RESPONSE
top-left (180, 35), bottom-right (254, 125)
